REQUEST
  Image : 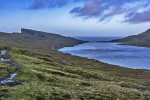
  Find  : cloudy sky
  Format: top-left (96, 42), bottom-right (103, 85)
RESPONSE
top-left (0, 0), bottom-right (150, 36)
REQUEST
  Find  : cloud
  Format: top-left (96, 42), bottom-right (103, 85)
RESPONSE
top-left (70, 0), bottom-right (104, 18)
top-left (28, 0), bottom-right (88, 9)
top-left (70, 0), bottom-right (150, 23)
top-left (125, 8), bottom-right (150, 23)
top-left (28, 0), bottom-right (68, 9)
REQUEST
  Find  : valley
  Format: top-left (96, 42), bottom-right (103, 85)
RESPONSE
top-left (0, 29), bottom-right (150, 99)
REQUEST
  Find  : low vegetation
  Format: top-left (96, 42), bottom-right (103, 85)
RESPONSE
top-left (0, 62), bottom-right (10, 79)
top-left (0, 29), bottom-right (150, 99)
top-left (0, 48), bottom-right (149, 100)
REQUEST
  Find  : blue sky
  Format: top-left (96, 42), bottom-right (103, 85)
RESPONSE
top-left (0, 0), bottom-right (150, 36)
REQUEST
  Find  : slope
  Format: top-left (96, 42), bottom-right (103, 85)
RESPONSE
top-left (0, 29), bottom-right (83, 53)
top-left (111, 29), bottom-right (150, 47)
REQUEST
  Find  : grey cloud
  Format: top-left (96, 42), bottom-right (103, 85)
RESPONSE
top-left (125, 8), bottom-right (150, 23)
top-left (28, 0), bottom-right (88, 9)
top-left (70, 0), bottom-right (150, 23)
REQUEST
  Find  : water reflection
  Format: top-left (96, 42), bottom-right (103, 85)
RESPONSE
top-left (59, 42), bottom-right (150, 70)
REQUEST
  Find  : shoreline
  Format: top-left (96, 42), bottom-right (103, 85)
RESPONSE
top-left (58, 42), bottom-right (150, 71)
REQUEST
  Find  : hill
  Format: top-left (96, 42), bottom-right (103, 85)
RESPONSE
top-left (0, 28), bottom-right (84, 52)
top-left (111, 29), bottom-right (150, 47)
top-left (0, 29), bottom-right (150, 99)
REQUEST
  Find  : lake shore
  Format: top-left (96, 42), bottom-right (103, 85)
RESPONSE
top-left (0, 30), bottom-right (150, 99)
top-left (0, 43), bottom-right (150, 99)
top-left (59, 42), bottom-right (150, 70)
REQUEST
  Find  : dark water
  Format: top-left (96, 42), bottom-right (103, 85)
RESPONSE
top-left (59, 37), bottom-right (150, 70)
top-left (73, 36), bottom-right (122, 42)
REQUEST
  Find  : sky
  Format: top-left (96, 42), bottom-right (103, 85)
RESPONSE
top-left (0, 0), bottom-right (150, 36)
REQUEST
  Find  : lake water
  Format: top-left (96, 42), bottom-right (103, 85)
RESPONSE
top-left (73, 36), bottom-right (121, 42)
top-left (59, 37), bottom-right (150, 70)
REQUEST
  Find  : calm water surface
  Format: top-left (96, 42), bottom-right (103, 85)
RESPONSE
top-left (59, 42), bottom-right (150, 70)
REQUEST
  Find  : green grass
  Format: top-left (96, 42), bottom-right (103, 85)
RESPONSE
top-left (0, 62), bottom-right (9, 78)
top-left (0, 62), bottom-right (16, 79)
top-left (0, 49), bottom-right (17, 79)
top-left (0, 48), bottom-right (149, 100)
top-left (0, 29), bottom-right (150, 99)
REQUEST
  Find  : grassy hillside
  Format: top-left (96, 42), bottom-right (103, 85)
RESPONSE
top-left (0, 48), bottom-right (149, 100)
top-left (111, 29), bottom-right (150, 47)
top-left (0, 29), bottom-right (150, 99)
top-left (0, 29), bottom-right (83, 52)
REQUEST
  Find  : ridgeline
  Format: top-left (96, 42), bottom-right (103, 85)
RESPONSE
top-left (0, 28), bottom-right (84, 52)
top-left (111, 29), bottom-right (150, 47)
top-left (0, 29), bottom-right (150, 100)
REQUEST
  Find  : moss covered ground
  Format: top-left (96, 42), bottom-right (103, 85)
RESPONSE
top-left (0, 48), bottom-right (149, 100)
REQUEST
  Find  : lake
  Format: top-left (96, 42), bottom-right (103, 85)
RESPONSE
top-left (59, 37), bottom-right (150, 70)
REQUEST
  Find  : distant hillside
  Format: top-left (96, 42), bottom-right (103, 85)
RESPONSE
top-left (0, 29), bottom-right (150, 99)
top-left (0, 28), bottom-right (84, 53)
top-left (111, 29), bottom-right (150, 47)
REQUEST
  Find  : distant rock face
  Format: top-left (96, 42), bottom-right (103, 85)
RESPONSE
top-left (21, 28), bottom-right (47, 38)
top-left (0, 28), bottom-right (84, 52)
top-left (21, 28), bottom-right (37, 35)
top-left (111, 29), bottom-right (150, 47)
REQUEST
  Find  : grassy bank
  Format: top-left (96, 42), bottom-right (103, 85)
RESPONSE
top-left (0, 48), bottom-right (149, 100)
top-left (0, 29), bottom-right (150, 99)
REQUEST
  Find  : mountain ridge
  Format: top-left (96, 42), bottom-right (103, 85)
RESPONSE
top-left (111, 29), bottom-right (150, 47)
top-left (0, 28), bottom-right (150, 99)
top-left (0, 28), bottom-right (84, 52)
